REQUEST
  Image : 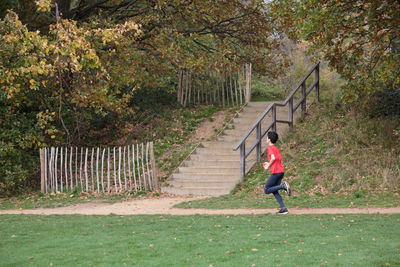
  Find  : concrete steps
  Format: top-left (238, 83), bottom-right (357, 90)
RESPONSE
top-left (161, 101), bottom-right (300, 196)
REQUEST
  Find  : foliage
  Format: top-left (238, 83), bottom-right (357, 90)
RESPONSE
top-left (271, 0), bottom-right (400, 102)
top-left (0, 10), bottom-right (140, 194)
top-left (365, 89), bottom-right (400, 118)
top-left (0, 0), bottom-right (290, 195)
top-left (1, 214), bottom-right (399, 266)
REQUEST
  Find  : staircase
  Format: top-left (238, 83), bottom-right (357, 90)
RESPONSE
top-left (161, 62), bottom-right (320, 196)
top-left (161, 101), bottom-right (299, 196)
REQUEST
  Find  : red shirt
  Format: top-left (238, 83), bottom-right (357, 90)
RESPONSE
top-left (267, 145), bottom-right (284, 174)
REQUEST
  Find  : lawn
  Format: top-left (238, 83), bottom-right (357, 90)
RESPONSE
top-left (174, 191), bottom-right (400, 209)
top-left (1, 214), bottom-right (399, 266)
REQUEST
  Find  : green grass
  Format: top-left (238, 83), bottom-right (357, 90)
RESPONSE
top-left (1, 214), bottom-right (399, 266)
top-left (175, 191), bottom-right (400, 209)
top-left (250, 76), bottom-right (286, 102)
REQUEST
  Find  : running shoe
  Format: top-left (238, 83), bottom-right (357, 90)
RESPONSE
top-left (283, 181), bottom-right (291, 196)
top-left (276, 208), bottom-right (289, 214)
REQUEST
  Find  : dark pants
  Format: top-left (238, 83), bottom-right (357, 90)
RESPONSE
top-left (264, 172), bottom-right (285, 208)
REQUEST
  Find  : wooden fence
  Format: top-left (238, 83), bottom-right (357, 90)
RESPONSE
top-left (177, 63), bottom-right (252, 107)
top-left (39, 142), bottom-right (159, 194)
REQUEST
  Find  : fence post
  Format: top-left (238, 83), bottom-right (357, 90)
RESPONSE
top-left (256, 123), bottom-right (261, 162)
top-left (149, 142), bottom-right (159, 191)
top-left (301, 82), bottom-right (306, 115)
top-left (272, 104), bottom-right (277, 132)
top-left (315, 63), bottom-right (320, 103)
top-left (40, 148), bottom-right (45, 193)
top-left (178, 69), bottom-right (183, 104)
top-left (240, 143), bottom-right (246, 183)
top-left (245, 63), bottom-right (252, 103)
top-left (288, 97), bottom-right (294, 129)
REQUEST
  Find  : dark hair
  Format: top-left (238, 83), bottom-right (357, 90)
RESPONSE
top-left (267, 131), bottom-right (279, 144)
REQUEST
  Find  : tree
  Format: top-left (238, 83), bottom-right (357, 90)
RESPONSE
top-left (0, 10), bottom-right (138, 194)
top-left (1, 0), bottom-right (288, 194)
top-left (272, 0), bottom-right (400, 102)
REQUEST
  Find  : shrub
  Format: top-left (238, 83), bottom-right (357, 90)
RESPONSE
top-left (366, 90), bottom-right (400, 118)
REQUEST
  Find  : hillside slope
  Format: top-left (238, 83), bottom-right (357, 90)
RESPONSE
top-left (238, 95), bottom-right (400, 197)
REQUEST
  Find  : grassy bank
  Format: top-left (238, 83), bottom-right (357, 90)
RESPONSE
top-left (1, 214), bottom-right (399, 266)
top-left (177, 92), bottom-right (400, 209)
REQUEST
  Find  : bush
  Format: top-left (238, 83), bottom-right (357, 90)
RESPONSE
top-left (0, 111), bottom-right (41, 196)
top-left (366, 90), bottom-right (400, 118)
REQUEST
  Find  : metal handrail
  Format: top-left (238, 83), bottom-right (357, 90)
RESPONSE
top-left (233, 62), bottom-right (320, 182)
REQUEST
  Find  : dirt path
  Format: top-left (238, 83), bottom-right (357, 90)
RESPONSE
top-left (1, 195), bottom-right (400, 215)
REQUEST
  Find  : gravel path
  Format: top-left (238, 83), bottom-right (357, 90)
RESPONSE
top-left (1, 195), bottom-right (399, 215)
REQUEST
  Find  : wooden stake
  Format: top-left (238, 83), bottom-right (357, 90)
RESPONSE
top-left (141, 143), bottom-right (146, 190)
top-left (210, 72), bottom-right (213, 104)
top-left (44, 148), bottom-right (48, 193)
top-left (107, 147), bottom-right (111, 193)
top-left (136, 143), bottom-right (142, 190)
top-left (60, 147), bottom-right (63, 192)
top-left (51, 147), bottom-right (57, 193)
top-left (245, 63), bottom-right (252, 103)
top-left (75, 147), bottom-right (78, 186)
top-left (237, 70), bottom-right (243, 105)
top-left (113, 147), bottom-right (117, 192)
top-left (65, 147), bottom-right (68, 190)
top-left (184, 70), bottom-right (189, 107)
top-left (127, 145), bottom-right (132, 190)
top-left (234, 77), bottom-right (238, 106)
top-left (221, 72), bottom-right (225, 106)
top-left (196, 72), bottom-right (199, 105)
top-left (188, 72), bottom-right (192, 107)
top-left (215, 71), bottom-right (219, 105)
top-left (123, 146), bottom-right (127, 190)
top-left (70, 146), bottom-right (73, 190)
top-left (132, 144), bottom-right (137, 193)
top-left (241, 67), bottom-right (245, 104)
top-left (80, 147), bottom-right (83, 188)
top-left (149, 142), bottom-right (159, 191)
top-left (227, 72), bottom-right (231, 106)
top-left (55, 147), bottom-right (58, 192)
top-left (101, 148), bottom-right (105, 193)
top-left (118, 146), bottom-right (122, 190)
top-left (96, 147), bottom-right (100, 193)
top-left (177, 69), bottom-right (182, 104)
top-left (48, 147), bottom-right (52, 192)
top-left (85, 147), bottom-right (88, 192)
top-left (50, 147), bottom-right (53, 192)
top-left (230, 73), bottom-right (236, 106)
top-left (91, 147), bottom-right (94, 192)
top-left (145, 142), bottom-right (152, 190)
top-left (40, 149), bottom-right (45, 193)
